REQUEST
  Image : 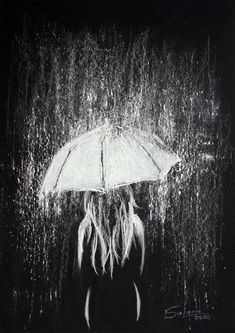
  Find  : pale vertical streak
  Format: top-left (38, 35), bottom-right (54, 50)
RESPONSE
top-left (85, 287), bottom-right (92, 328)
top-left (133, 281), bottom-right (141, 321)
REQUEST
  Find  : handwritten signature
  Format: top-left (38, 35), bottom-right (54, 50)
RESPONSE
top-left (164, 305), bottom-right (212, 321)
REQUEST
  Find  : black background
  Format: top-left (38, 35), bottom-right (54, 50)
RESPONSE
top-left (0, 1), bottom-right (234, 332)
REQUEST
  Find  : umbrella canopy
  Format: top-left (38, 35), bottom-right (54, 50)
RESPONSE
top-left (39, 123), bottom-right (180, 198)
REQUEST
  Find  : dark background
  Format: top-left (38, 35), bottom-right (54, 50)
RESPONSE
top-left (0, 0), bottom-right (234, 332)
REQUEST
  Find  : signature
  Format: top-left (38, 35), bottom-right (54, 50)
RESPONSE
top-left (164, 305), bottom-right (212, 321)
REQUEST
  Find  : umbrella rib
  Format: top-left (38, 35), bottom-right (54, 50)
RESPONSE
top-left (130, 133), bottom-right (161, 173)
top-left (100, 137), bottom-right (105, 189)
top-left (133, 127), bottom-right (168, 151)
top-left (53, 145), bottom-right (77, 190)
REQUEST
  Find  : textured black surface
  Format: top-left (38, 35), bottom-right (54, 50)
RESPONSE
top-left (0, 1), bottom-right (234, 333)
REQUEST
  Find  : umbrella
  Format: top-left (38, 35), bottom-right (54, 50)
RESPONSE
top-left (39, 122), bottom-right (180, 196)
top-left (39, 122), bottom-right (180, 327)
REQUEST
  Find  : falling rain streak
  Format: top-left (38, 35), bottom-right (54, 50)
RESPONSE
top-left (5, 23), bottom-right (231, 331)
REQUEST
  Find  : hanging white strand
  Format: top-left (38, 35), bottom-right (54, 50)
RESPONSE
top-left (85, 286), bottom-right (92, 328)
top-left (89, 201), bottom-right (108, 274)
top-left (90, 231), bottom-right (98, 275)
top-left (128, 201), bottom-right (145, 274)
top-left (133, 281), bottom-right (141, 321)
top-left (77, 196), bottom-right (92, 270)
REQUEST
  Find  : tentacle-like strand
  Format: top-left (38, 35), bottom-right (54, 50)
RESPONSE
top-left (129, 201), bottom-right (145, 274)
top-left (77, 203), bottom-right (92, 270)
top-left (112, 222), bottom-right (120, 263)
top-left (89, 201), bottom-right (108, 274)
top-left (129, 189), bottom-right (139, 208)
top-left (91, 231), bottom-right (98, 275)
top-left (77, 189), bottom-right (145, 277)
top-left (119, 200), bottom-right (128, 263)
top-left (108, 236), bottom-right (114, 279)
top-left (122, 207), bottom-right (134, 264)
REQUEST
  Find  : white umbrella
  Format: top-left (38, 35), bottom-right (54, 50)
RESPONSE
top-left (39, 123), bottom-right (180, 198)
